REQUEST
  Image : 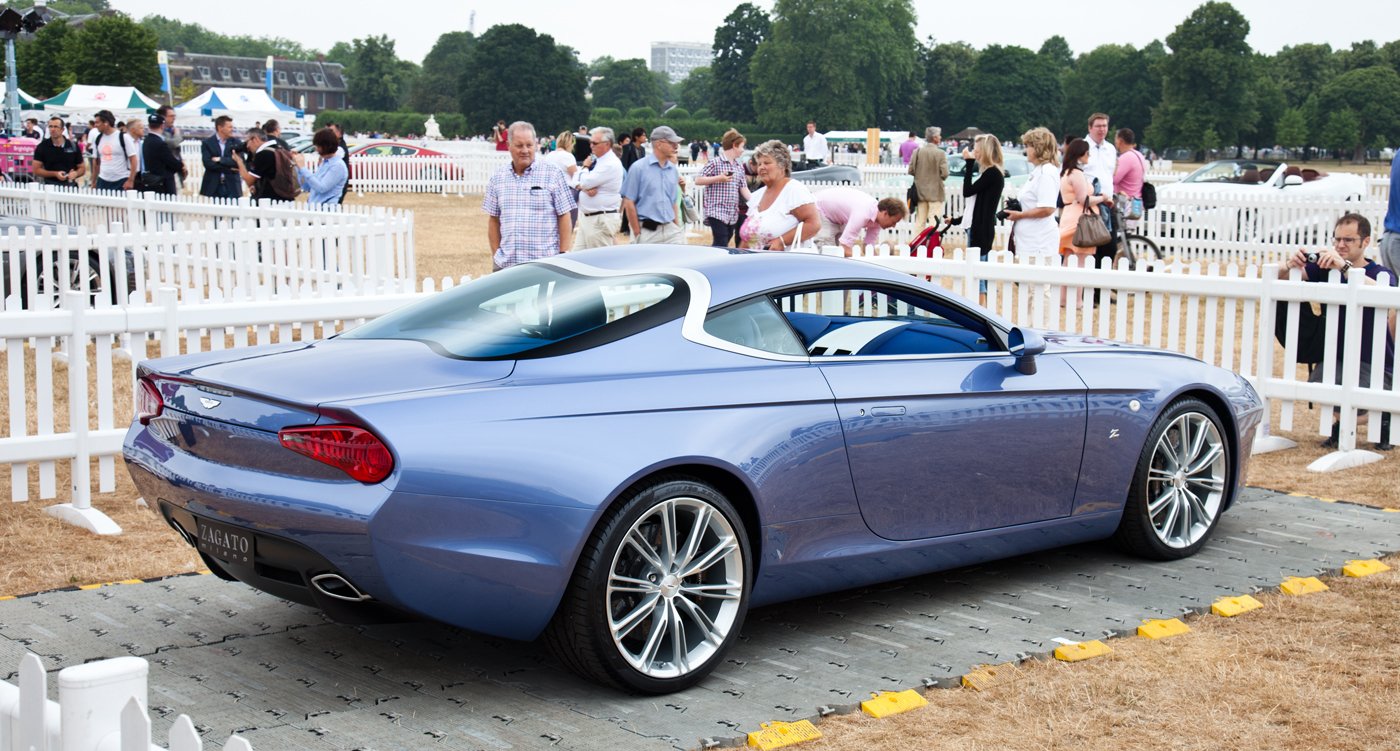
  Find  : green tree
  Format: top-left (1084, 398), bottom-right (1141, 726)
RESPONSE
top-left (590, 58), bottom-right (664, 112)
top-left (9, 0), bottom-right (109, 14)
top-left (951, 45), bottom-right (1062, 139)
top-left (1038, 35), bottom-right (1074, 72)
top-left (1383, 40), bottom-right (1400, 77)
top-left (1314, 66), bottom-right (1400, 161)
top-left (710, 3), bottom-right (770, 123)
top-left (1337, 40), bottom-right (1383, 72)
top-left (1149, 2), bottom-right (1256, 150)
top-left (410, 32), bottom-right (475, 114)
top-left (347, 35), bottom-right (408, 111)
top-left (677, 67), bottom-right (713, 112)
top-left (62, 14), bottom-right (160, 92)
top-left (1271, 43), bottom-right (1337, 109)
top-left (458, 24), bottom-right (587, 135)
top-left (1318, 109), bottom-right (1360, 160)
top-left (1275, 107), bottom-right (1308, 150)
top-left (15, 20), bottom-right (73, 98)
top-left (141, 15), bottom-right (321, 59)
top-left (1061, 43), bottom-right (1163, 140)
top-left (750, 0), bottom-right (920, 132)
top-left (325, 41), bottom-right (354, 67)
top-left (921, 40), bottom-right (978, 130)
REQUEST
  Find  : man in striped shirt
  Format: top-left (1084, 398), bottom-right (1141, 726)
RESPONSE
top-left (484, 121), bottom-right (576, 270)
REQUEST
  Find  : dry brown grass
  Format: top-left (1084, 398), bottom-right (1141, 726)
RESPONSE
top-left (2, 192), bottom-right (1398, 751)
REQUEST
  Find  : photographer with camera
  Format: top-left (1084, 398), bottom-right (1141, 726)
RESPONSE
top-left (1280, 213), bottom-right (1396, 450)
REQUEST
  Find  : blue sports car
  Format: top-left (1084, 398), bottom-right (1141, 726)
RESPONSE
top-left (123, 246), bottom-right (1264, 693)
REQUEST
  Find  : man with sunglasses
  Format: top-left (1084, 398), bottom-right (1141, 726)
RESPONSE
top-left (1280, 212), bottom-right (1396, 450)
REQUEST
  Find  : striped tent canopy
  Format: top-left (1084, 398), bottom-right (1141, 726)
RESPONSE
top-left (175, 87), bottom-right (303, 117)
top-left (0, 83), bottom-right (40, 107)
top-left (37, 85), bottom-right (161, 112)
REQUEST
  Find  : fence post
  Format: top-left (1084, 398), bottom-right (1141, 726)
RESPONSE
top-left (18, 652), bottom-right (61, 751)
top-left (57, 656), bottom-right (148, 751)
top-left (43, 292), bottom-right (122, 535)
top-left (159, 287), bottom-right (181, 358)
top-left (1251, 266), bottom-right (1297, 454)
top-left (1306, 266), bottom-right (1384, 472)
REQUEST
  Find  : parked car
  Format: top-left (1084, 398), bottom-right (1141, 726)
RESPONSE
top-left (0, 214), bottom-right (137, 309)
top-left (347, 141), bottom-right (460, 182)
top-left (947, 153), bottom-right (1032, 190)
top-left (1155, 160), bottom-right (1367, 243)
top-left (791, 162), bottom-right (861, 185)
top-left (123, 246), bottom-right (1263, 694)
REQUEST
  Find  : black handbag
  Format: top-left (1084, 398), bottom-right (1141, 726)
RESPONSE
top-left (137, 172), bottom-right (165, 191)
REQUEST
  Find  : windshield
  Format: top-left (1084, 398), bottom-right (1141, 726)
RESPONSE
top-left (1183, 160), bottom-right (1282, 185)
top-left (342, 264), bottom-right (687, 359)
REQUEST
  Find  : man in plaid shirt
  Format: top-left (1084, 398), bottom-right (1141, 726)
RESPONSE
top-left (694, 129), bottom-right (750, 247)
top-left (485, 121), bottom-right (576, 270)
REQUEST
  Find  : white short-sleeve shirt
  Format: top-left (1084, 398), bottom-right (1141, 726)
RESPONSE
top-left (741, 179), bottom-right (816, 249)
top-left (1014, 163), bottom-right (1062, 256)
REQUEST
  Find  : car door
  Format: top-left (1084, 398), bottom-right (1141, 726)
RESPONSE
top-left (773, 285), bottom-right (1089, 541)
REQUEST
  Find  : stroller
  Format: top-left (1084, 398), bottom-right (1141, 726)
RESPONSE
top-left (909, 217), bottom-right (960, 258)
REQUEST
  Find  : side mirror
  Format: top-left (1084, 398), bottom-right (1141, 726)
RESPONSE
top-left (1007, 327), bottom-right (1046, 375)
top-left (1283, 175), bottom-right (1303, 187)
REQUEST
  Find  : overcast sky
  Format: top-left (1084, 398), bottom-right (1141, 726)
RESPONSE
top-left (112, 0), bottom-right (1386, 66)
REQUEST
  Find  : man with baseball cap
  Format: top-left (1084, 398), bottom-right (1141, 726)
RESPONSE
top-left (621, 125), bottom-right (686, 245)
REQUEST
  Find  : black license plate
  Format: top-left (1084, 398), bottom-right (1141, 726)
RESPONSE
top-left (196, 517), bottom-right (255, 565)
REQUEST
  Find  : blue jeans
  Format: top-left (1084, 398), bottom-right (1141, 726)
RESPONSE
top-left (96, 177), bottom-right (128, 191)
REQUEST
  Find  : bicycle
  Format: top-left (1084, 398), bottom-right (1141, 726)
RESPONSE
top-left (1112, 204), bottom-right (1163, 269)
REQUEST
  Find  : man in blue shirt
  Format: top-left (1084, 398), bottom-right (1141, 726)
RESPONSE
top-left (621, 125), bottom-right (686, 245)
top-left (1380, 151), bottom-right (1400, 274)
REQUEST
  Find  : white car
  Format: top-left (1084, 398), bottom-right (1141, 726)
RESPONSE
top-left (1155, 160), bottom-right (1366, 246)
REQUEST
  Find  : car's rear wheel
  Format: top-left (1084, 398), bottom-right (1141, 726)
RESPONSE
top-left (545, 477), bottom-right (750, 693)
top-left (1113, 398), bottom-right (1230, 560)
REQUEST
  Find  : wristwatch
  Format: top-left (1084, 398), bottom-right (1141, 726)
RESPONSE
top-left (1341, 260), bottom-right (1354, 273)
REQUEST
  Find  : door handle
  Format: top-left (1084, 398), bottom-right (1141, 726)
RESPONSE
top-left (870, 406), bottom-right (906, 416)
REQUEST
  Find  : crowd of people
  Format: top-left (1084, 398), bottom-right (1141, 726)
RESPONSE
top-left (26, 107), bottom-right (353, 206)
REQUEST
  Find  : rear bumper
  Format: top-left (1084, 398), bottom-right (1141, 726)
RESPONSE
top-left (123, 421), bottom-right (592, 640)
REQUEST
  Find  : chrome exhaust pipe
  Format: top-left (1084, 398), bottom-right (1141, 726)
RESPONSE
top-left (310, 572), bottom-right (373, 602)
top-left (169, 519), bottom-right (197, 547)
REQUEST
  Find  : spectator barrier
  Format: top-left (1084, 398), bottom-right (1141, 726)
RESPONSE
top-left (0, 651), bottom-right (253, 751)
top-left (0, 184), bottom-right (415, 310)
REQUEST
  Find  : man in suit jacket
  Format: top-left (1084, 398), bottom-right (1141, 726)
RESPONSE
top-left (141, 114), bottom-right (183, 196)
top-left (200, 115), bottom-right (242, 199)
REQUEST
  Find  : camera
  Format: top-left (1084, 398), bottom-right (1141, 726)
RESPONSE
top-left (995, 198), bottom-right (1022, 222)
top-left (1304, 251), bottom-right (1320, 265)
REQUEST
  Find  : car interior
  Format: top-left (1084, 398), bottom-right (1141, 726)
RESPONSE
top-left (704, 287), bottom-right (1001, 358)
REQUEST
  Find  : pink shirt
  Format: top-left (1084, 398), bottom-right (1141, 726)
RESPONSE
top-left (899, 138), bottom-right (919, 165)
top-left (815, 186), bottom-right (881, 247)
top-left (1114, 148), bottom-right (1146, 198)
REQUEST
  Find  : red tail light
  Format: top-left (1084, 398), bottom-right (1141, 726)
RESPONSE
top-left (136, 378), bottom-right (163, 425)
top-left (278, 425), bottom-right (394, 483)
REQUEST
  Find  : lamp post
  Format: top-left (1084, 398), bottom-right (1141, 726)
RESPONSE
top-left (0, 1), bottom-right (50, 136)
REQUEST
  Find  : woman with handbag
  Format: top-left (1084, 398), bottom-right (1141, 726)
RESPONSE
top-left (1059, 138), bottom-right (1109, 308)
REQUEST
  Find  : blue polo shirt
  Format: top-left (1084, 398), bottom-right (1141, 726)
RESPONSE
top-left (1386, 153), bottom-right (1399, 235)
top-left (620, 154), bottom-right (678, 223)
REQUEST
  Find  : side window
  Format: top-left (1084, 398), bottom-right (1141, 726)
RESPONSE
top-left (771, 287), bottom-right (997, 357)
top-left (704, 297), bottom-right (806, 356)
top-left (364, 145), bottom-right (391, 156)
top-left (392, 146), bottom-right (415, 156)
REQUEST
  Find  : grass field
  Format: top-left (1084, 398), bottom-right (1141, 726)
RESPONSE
top-left (2, 189), bottom-right (1397, 750)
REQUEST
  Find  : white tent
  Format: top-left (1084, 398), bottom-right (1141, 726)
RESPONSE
top-left (37, 85), bottom-right (162, 123)
top-left (175, 87), bottom-right (311, 133)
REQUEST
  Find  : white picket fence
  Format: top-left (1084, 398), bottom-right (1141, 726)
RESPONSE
top-left (0, 652), bottom-right (251, 751)
top-left (0, 184), bottom-right (415, 309)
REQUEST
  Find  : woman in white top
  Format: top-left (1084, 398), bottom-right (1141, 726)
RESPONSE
top-left (543, 131), bottom-right (580, 226)
top-left (738, 139), bottom-right (821, 250)
top-left (1003, 127), bottom-right (1062, 323)
top-left (1004, 127), bottom-right (1060, 256)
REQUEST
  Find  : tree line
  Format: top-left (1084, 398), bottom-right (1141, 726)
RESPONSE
top-left (7, 0), bottom-right (1398, 162)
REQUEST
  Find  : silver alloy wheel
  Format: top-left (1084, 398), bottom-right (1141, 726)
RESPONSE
top-left (1145, 411), bottom-right (1227, 549)
top-left (606, 496), bottom-right (744, 679)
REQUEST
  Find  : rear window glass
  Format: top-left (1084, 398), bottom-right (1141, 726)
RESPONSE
top-left (342, 264), bottom-right (686, 359)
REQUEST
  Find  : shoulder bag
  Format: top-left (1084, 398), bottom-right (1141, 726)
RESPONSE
top-left (1072, 195), bottom-right (1111, 247)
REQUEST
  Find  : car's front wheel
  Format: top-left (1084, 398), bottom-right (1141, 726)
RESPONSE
top-left (1113, 398), bottom-right (1231, 560)
top-left (546, 477), bottom-right (751, 693)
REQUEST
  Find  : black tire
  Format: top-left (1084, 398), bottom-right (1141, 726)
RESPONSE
top-left (1112, 398), bottom-right (1231, 560)
top-left (544, 476), bottom-right (752, 694)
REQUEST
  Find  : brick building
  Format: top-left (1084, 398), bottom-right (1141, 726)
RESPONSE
top-left (167, 52), bottom-right (348, 114)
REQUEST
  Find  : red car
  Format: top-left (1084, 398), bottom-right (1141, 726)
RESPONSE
top-left (346, 141), bottom-right (460, 184)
